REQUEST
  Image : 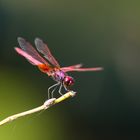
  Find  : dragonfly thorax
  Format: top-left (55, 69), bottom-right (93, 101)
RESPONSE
top-left (51, 70), bottom-right (74, 87)
top-left (51, 70), bottom-right (66, 82)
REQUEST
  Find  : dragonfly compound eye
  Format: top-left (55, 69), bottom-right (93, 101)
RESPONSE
top-left (64, 76), bottom-right (74, 87)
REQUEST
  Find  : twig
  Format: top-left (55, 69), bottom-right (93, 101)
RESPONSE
top-left (0, 91), bottom-right (76, 126)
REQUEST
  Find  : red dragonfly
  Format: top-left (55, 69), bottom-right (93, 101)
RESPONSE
top-left (15, 37), bottom-right (103, 98)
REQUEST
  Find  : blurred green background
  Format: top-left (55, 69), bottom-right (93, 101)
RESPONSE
top-left (0, 0), bottom-right (140, 139)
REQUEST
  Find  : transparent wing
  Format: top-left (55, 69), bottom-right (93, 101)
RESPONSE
top-left (15, 47), bottom-right (43, 65)
top-left (15, 47), bottom-right (52, 74)
top-left (35, 38), bottom-right (60, 67)
top-left (61, 64), bottom-right (103, 72)
top-left (17, 37), bottom-right (50, 66)
top-left (61, 64), bottom-right (82, 69)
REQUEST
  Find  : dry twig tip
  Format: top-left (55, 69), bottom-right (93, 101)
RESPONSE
top-left (0, 91), bottom-right (76, 126)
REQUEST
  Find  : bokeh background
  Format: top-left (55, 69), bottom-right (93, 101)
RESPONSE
top-left (0, 0), bottom-right (140, 139)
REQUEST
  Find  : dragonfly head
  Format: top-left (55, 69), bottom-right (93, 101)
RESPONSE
top-left (63, 76), bottom-right (74, 87)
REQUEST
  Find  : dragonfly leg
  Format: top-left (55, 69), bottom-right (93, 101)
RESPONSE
top-left (48, 82), bottom-right (60, 99)
top-left (51, 83), bottom-right (60, 98)
top-left (58, 83), bottom-right (63, 96)
top-left (63, 84), bottom-right (69, 91)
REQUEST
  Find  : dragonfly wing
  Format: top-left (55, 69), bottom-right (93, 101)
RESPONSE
top-left (35, 38), bottom-right (60, 67)
top-left (17, 37), bottom-right (49, 65)
top-left (15, 47), bottom-right (52, 74)
top-left (61, 64), bottom-right (82, 70)
top-left (15, 47), bottom-right (43, 65)
top-left (61, 65), bottom-right (103, 72)
top-left (16, 37), bottom-right (53, 73)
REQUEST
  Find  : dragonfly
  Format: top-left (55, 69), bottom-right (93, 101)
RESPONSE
top-left (15, 37), bottom-right (103, 98)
